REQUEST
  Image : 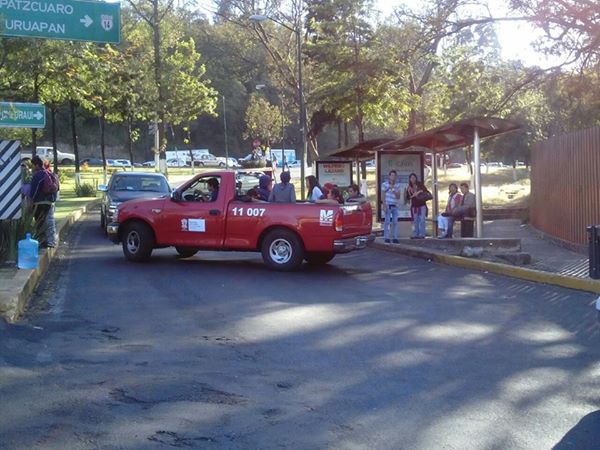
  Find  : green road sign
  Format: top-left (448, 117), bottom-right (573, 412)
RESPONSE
top-left (0, 0), bottom-right (120, 43)
top-left (0, 102), bottom-right (46, 128)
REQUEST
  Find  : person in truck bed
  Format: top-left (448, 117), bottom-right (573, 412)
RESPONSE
top-left (269, 171), bottom-right (296, 203)
top-left (316, 187), bottom-right (344, 205)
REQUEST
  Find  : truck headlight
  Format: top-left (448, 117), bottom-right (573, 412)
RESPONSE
top-left (108, 201), bottom-right (121, 214)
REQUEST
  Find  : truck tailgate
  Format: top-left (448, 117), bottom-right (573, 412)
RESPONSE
top-left (340, 202), bottom-right (372, 236)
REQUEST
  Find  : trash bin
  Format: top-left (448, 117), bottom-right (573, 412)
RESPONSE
top-left (587, 225), bottom-right (600, 279)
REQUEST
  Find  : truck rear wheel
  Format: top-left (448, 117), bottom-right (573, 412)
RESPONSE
top-left (261, 229), bottom-right (304, 271)
top-left (122, 222), bottom-right (154, 262)
top-left (175, 246), bottom-right (199, 258)
top-left (304, 252), bottom-right (335, 265)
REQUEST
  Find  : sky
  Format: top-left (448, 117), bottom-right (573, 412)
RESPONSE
top-left (372, 0), bottom-right (556, 68)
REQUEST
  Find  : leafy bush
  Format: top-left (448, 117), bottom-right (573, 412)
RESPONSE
top-left (0, 204), bottom-right (35, 263)
top-left (75, 183), bottom-right (96, 197)
top-left (57, 170), bottom-right (69, 184)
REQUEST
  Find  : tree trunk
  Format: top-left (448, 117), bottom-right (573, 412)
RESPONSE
top-left (70, 101), bottom-right (81, 186)
top-left (152, 0), bottom-right (167, 175)
top-left (407, 108), bottom-right (418, 135)
top-left (337, 119), bottom-right (342, 148)
top-left (51, 107), bottom-right (58, 174)
top-left (344, 122), bottom-right (349, 146)
top-left (127, 117), bottom-right (134, 169)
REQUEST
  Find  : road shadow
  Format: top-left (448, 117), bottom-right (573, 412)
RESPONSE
top-left (552, 410), bottom-right (600, 450)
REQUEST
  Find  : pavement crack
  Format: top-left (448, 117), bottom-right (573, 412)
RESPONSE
top-left (148, 430), bottom-right (217, 447)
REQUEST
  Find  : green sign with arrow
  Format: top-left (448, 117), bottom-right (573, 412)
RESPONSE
top-left (0, 102), bottom-right (46, 128)
top-left (0, 0), bottom-right (120, 43)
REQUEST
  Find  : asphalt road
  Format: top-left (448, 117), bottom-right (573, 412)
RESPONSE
top-left (1, 211), bottom-right (599, 450)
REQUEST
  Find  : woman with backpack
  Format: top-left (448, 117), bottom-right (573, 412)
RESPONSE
top-left (29, 156), bottom-right (59, 248)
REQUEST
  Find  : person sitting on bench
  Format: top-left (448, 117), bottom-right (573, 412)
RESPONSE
top-left (440, 182), bottom-right (475, 238)
top-left (437, 183), bottom-right (462, 237)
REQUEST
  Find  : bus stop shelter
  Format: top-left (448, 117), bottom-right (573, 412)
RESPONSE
top-left (374, 117), bottom-right (521, 237)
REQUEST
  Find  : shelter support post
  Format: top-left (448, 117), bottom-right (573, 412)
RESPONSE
top-left (473, 128), bottom-right (483, 237)
top-left (431, 151), bottom-right (439, 237)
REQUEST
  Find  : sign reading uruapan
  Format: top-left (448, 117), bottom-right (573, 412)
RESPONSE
top-left (0, 0), bottom-right (120, 43)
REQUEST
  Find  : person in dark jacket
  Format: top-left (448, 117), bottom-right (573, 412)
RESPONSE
top-left (29, 156), bottom-right (57, 248)
top-left (269, 171), bottom-right (296, 203)
top-left (256, 175), bottom-right (272, 201)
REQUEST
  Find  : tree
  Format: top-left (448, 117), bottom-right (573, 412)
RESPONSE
top-left (244, 93), bottom-right (288, 145)
top-left (306, 0), bottom-right (404, 145)
top-left (126, 0), bottom-right (217, 173)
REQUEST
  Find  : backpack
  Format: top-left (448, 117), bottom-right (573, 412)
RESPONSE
top-left (42, 169), bottom-right (60, 195)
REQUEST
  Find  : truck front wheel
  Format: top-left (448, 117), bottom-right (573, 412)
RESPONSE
top-left (122, 222), bottom-right (154, 262)
top-left (261, 229), bottom-right (304, 271)
top-left (304, 252), bottom-right (335, 265)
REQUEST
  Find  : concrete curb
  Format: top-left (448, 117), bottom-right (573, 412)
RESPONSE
top-left (370, 240), bottom-right (600, 295)
top-left (0, 199), bottom-right (100, 323)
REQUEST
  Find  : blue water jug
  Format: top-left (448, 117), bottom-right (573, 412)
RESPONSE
top-left (18, 233), bottom-right (39, 270)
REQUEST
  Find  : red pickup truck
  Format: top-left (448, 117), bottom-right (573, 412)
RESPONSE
top-left (107, 171), bottom-right (373, 270)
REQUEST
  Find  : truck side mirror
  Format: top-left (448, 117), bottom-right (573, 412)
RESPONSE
top-left (98, 184), bottom-right (108, 192)
top-left (171, 190), bottom-right (182, 202)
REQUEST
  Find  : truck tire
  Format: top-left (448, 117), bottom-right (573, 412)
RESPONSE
top-left (175, 246), bottom-right (199, 258)
top-left (261, 229), bottom-right (304, 271)
top-left (122, 222), bottom-right (154, 262)
top-left (61, 158), bottom-right (73, 165)
top-left (304, 252), bottom-right (335, 265)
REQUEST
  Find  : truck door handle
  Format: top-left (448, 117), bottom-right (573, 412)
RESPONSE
top-left (209, 209), bottom-right (220, 216)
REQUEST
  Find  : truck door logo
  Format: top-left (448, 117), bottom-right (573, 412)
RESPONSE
top-left (181, 219), bottom-right (188, 231)
top-left (320, 209), bottom-right (333, 226)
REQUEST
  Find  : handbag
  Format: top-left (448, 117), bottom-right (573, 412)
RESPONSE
top-left (416, 190), bottom-right (433, 202)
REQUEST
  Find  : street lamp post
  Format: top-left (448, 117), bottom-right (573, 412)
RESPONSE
top-left (249, 14), bottom-right (307, 199)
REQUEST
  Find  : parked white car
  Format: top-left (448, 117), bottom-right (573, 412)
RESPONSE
top-left (114, 159), bottom-right (132, 168)
top-left (216, 157), bottom-right (240, 168)
top-left (167, 158), bottom-right (189, 167)
top-left (21, 146), bottom-right (76, 165)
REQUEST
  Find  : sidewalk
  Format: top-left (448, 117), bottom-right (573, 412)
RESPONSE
top-left (372, 219), bottom-right (598, 294)
top-left (0, 200), bottom-right (100, 323)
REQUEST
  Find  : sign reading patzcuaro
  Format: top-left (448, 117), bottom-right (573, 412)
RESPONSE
top-left (0, 0), bottom-right (120, 43)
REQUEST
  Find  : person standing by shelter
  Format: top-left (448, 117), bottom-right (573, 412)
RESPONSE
top-left (405, 172), bottom-right (431, 239)
top-left (381, 170), bottom-right (401, 243)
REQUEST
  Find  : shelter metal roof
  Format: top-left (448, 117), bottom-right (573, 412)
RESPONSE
top-left (373, 117), bottom-right (521, 154)
top-left (321, 138), bottom-right (395, 160)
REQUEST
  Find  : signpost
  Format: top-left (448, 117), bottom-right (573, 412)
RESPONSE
top-left (0, 0), bottom-right (120, 43)
top-left (0, 102), bottom-right (45, 128)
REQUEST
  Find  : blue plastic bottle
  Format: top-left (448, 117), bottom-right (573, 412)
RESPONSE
top-left (17, 233), bottom-right (39, 270)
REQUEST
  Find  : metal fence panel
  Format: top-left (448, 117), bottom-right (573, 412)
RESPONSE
top-left (531, 127), bottom-right (600, 245)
